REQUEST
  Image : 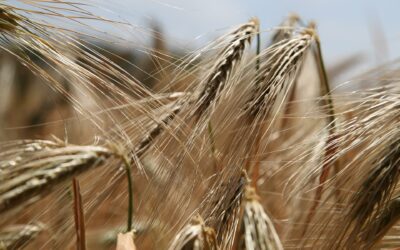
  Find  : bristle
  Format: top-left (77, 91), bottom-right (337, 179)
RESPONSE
top-left (0, 7), bottom-right (21, 33)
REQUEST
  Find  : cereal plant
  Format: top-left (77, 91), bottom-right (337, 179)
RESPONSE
top-left (0, 1), bottom-right (399, 249)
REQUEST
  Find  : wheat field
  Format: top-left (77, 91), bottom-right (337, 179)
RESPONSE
top-left (0, 1), bottom-right (399, 249)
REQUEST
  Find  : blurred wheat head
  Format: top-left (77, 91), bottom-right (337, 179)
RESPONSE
top-left (0, 1), bottom-right (400, 250)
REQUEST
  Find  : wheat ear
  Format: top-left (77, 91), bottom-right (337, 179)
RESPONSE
top-left (193, 18), bottom-right (259, 119)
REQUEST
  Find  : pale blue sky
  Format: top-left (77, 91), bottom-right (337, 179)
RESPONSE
top-left (93, 0), bottom-right (400, 68)
top-left (11, 0), bottom-right (400, 70)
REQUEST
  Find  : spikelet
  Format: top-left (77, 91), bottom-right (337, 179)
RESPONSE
top-left (360, 196), bottom-right (400, 249)
top-left (169, 215), bottom-right (218, 250)
top-left (178, 170), bottom-right (246, 250)
top-left (0, 139), bottom-right (126, 215)
top-left (193, 18), bottom-right (259, 119)
top-left (336, 137), bottom-right (400, 248)
top-left (234, 185), bottom-right (283, 250)
top-left (300, 69), bottom-right (400, 248)
top-left (0, 224), bottom-right (41, 249)
top-left (245, 32), bottom-right (313, 120)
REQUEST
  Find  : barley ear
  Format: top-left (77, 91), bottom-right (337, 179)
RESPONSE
top-left (193, 18), bottom-right (259, 119)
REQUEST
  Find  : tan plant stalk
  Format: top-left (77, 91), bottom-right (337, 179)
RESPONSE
top-left (72, 178), bottom-right (86, 250)
top-left (302, 23), bottom-right (339, 236)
